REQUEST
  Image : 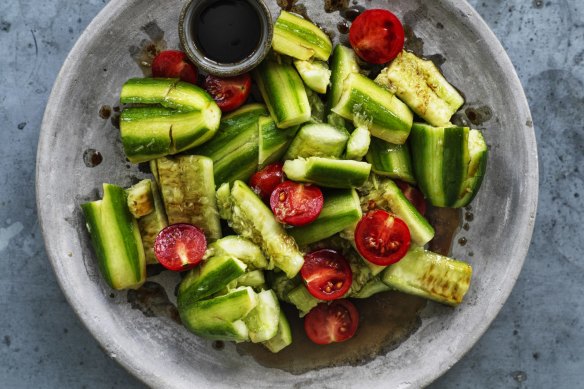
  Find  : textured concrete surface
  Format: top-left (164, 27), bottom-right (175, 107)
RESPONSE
top-left (0, 0), bottom-right (582, 388)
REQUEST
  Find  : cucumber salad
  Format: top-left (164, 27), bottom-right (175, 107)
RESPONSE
top-left (82, 8), bottom-right (486, 351)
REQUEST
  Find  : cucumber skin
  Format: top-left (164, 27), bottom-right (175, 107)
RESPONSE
top-left (254, 60), bottom-right (311, 129)
top-left (326, 45), bottom-right (360, 114)
top-left (332, 73), bottom-right (413, 145)
top-left (283, 157), bottom-right (372, 189)
top-left (366, 138), bottom-right (417, 184)
top-left (189, 104), bottom-right (267, 186)
top-left (381, 247), bottom-right (472, 306)
top-left (409, 123), bottom-right (470, 207)
top-left (258, 116), bottom-right (298, 168)
top-left (179, 287), bottom-right (258, 342)
top-left (135, 180), bottom-right (168, 265)
top-left (81, 184), bottom-right (146, 290)
top-left (272, 11), bottom-right (333, 61)
top-left (177, 256), bottom-right (247, 310)
top-left (289, 189), bottom-right (362, 246)
top-left (262, 311), bottom-right (293, 353)
top-left (453, 130), bottom-right (488, 207)
top-left (229, 181), bottom-right (304, 278)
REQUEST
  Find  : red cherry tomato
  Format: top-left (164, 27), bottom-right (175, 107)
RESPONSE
top-left (249, 163), bottom-right (285, 202)
top-left (154, 223), bottom-right (207, 271)
top-left (395, 180), bottom-right (427, 216)
top-left (270, 181), bottom-right (324, 227)
top-left (151, 50), bottom-right (198, 84)
top-left (304, 299), bottom-right (359, 345)
top-left (203, 73), bottom-right (252, 112)
top-left (349, 9), bottom-right (405, 64)
top-left (354, 210), bottom-right (411, 266)
top-left (301, 249), bottom-right (352, 301)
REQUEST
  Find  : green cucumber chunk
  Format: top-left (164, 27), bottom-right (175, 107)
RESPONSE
top-left (189, 104), bottom-right (266, 186)
top-left (287, 284), bottom-right (321, 317)
top-left (306, 88), bottom-right (326, 123)
top-left (254, 60), bottom-right (311, 129)
top-left (126, 179), bottom-right (155, 218)
top-left (120, 106), bottom-right (220, 163)
top-left (409, 123), bottom-right (472, 207)
top-left (262, 311), bottom-right (293, 353)
top-left (284, 123), bottom-right (349, 160)
top-left (81, 183), bottom-right (146, 290)
top-left (283, 157), bottom-right (371, 188)
top-left (452, 129), bottom-right (488, 207)
top-left (179, 287), bottom-right (258, 342)
top-left (216, 182), bottom-right (232, 220)
top-left (177, 255), bottom-right (247, 309)
top-left (332, 73), bottom-right (413, 144)
top-left (350, 277), bottom-right (391, 298)
top-left (228, 181), bottom-right (304, 278)
top-left (366, 138), bottom-right (416, 184)
top-left (272, 11), bottom-right (333, 61)
top-left (381, 246), bottom-right (472, 306)
top-left (360, 178), bottom-right (434, 246)
top-left (326, 44), bottom-right (360, 114)
top-left (345, 126), bottom-right (371, 160)
top-left (294, 59), bottom-right (331, 94)
top-left (235, 270), bottom-right (266, 289)
top-left (267, 271), bottom-right (300, 303)
top-left (206, 235), bottom-right (268, 270)
top-left (243, 290), bottom-right (281, 343)
top-left (155, 155), bottom-right (222, 242)
top-left (134, 180), bottom-right (168, 265)
top-left (375, 51), bottom-right (464, 127)
top-left (258, 115), bottom-right (298, 168)
top-left (289, 188), bottom-right (362, 246)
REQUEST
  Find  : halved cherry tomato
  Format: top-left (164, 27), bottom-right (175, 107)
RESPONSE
top-left (154, 223), bottom-right (207, 271)
top-left (203, 73), bottom-right (252, 112)
top-left (304, 299), bottom-right (359, 345)
top-left (151, 50), bottom-right (198, 84)
top-left (249, 163), bottom-right (285, 202)
top-left (354, 209), bottom-right (411, 266)
top-left (395, 180), bottom-right (427, 216)
top-left (349, 9), bottom-right (405, 64)
top-left (270, 181), bottom-right (324, 226)
top-left (301, 249), bottom-right (352, 301)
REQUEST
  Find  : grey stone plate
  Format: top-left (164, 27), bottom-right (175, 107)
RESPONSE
top-left (36, 0), bottom-right (538, 387)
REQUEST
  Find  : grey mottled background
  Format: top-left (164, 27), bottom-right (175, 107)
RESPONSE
top-left (0, 0), bottom-right (582, 387)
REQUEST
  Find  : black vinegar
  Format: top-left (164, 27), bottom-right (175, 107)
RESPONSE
top-left (193, 0), bottom-right (261, 64)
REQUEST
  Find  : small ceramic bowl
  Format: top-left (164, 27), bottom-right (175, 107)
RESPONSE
top-left (179, 0), bottom-right (273, 77)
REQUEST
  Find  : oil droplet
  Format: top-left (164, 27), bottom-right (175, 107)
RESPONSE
top-left (83, 149), bottom-right (103, 167)
top-left (212, 340), bottom-right (225, 350)
top-left (99, 105), bottom-right (112, 119)
top-left (337, 20), bottom-right (350, 34)
top-left (111, 114), bottom-right (120, 130)
top-left (465, 211), bottom-right (474, 222)
top-left (468, 251), bottom-right (474, 257)
top-left (343, 6), bottom-right (364, 21)
top-left (458, 237), bottom-right (467, 246)
top-left (324, 0), bottom-right (349, 13)
top-left (465, 106), bottom-right (493, 125)
top-left (463, 223), bottom-right (470, 231)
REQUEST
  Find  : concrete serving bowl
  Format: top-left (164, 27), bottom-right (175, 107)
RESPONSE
top-left (36, 0), bottom-right (538, 387)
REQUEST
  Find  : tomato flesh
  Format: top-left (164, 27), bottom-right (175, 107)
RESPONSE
top-left (301, 249), bottom-right (352, 301)
top-left (270, 181), bottom-right (324, 226)
top-left (304, 299), bottom-right (359, 345)
top-left (249, 163), bottom-right (285, 202)
top-left (154, 223), bottom-right (207, 271)
top-left (349, 9), bottom-right (405, 64)
top-left (355, 210), bottom-right (411, 266)
top-left (395, 180), bottom-right (427, 216)
top-left (203, 73), bottom-right (252, 113)
top-left (151, 50), bottom-right (198, 84)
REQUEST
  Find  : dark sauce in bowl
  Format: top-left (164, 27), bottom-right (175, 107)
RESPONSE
top-left (193, 0), bottom-right (261, 64)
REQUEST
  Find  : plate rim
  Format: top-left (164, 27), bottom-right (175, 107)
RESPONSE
top-left (36, 0), bottom-right (539, 387)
